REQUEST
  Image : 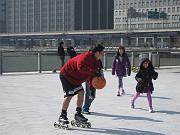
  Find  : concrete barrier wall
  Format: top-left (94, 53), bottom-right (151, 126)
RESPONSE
top-left (0, 50), bottom-right (180, 74)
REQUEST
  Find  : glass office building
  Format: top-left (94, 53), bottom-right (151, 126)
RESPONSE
top-left (74, 0), bottom-right (114, 30)
top-left (0, 0), bottom-right (6, 33)
top-left (6, 0), bottom-right (74, 33)
top-left (5, 0), bottom-right (114, 33)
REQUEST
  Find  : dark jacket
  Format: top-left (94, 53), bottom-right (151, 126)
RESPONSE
top-left (135, 59), bottom-right (158, 93)
top-left (112, 53), bottom-right (131, 77)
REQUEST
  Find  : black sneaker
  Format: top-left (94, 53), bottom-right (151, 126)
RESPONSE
top-left (59, 115), bottom-right (69, 124)
top-left (131, 102), bottom-right (135, 109)
top-left (75, 113), bottom-right (88, 122)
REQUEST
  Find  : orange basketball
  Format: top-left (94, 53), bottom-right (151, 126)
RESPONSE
top-left (92, 76), bottom-right (106, 90)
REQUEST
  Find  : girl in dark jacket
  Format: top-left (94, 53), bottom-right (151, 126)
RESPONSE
top-left (131, 58), bottom-right (158, 113)
top-left (112, 46), bottom-right (131, 96)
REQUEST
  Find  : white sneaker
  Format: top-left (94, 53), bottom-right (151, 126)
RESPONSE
top-left (149, 108), bottom-right (154, 113)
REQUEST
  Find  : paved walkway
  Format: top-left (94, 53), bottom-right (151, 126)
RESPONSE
top-left (0, 68), bottom-right (180, 135)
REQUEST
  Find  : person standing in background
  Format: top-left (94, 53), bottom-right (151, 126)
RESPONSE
top-left (67, 46), bottom-right (77, 58)
top-left (58, 41), bottom-right (65, 67)
top-left (112, 46), bottom-right (131, 96)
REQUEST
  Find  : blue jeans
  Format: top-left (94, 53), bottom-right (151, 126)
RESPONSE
top-left (118, 76), bottom-right (123, 89)
top-left (83, 82), bottom-right (96, 112)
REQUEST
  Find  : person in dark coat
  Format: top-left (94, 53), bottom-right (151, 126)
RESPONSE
top-left (112, 46), bottom-right (131, 96)
top-left (58, 42), bottom-right (65, 67)
top-left (67, 46), bottom-right (77, 58)
top-left (131, 58), bottom-right (158, 113)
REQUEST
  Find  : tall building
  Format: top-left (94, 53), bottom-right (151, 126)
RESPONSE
top-left (6, 0), bottom-right (74, 33)
top-left (0, 0), bottom-right (6, 33)
top-left (5, 0), bottom-right (114, 33)
top-left (114, 0), bottom-right (180, 47)
top-left (114, 0), bottom-right (180, 30)
top-left (74, 0), bottom-right (114, 30)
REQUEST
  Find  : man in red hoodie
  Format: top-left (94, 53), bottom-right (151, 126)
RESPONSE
top-left (57, 44), bottom-right (104, 125)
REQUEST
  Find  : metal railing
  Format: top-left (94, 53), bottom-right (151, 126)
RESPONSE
top-left (0, 48), bottom-right (180, 75)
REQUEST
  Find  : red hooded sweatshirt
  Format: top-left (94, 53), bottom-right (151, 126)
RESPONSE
top-left (60, 51), bottom-right (100, 85)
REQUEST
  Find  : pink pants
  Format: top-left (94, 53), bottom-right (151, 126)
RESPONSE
top-left (132, 91), bottom-right (152, 109)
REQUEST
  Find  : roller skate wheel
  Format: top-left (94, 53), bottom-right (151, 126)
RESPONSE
top-left (86, 122), bottom-right (91, 128)
top-left (62, 125), bottom-right (69, 130)
top-left (81, 124), bottom-right (86, 128)
top-left (54, 122), bottom-right (59, 128)
top-left (76, 122), bottom-right (81, 127)
top-left (71, 120), bottom-right (76, 126)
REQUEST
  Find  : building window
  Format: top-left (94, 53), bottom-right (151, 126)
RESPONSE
top-left (123, 10), bottom-right (125, 16)
top-left (115, 11), bottom-right (118, 16)
top-left (164, 23), bottom-right (170, 28)
top-left (138, 24), bottom-right (144, 29)
top-left (167, 15), bottom-right (171, 19)
top-left (175, 15), bottom-right (178, 20)
top-left (123, 3), bottom-right (125, 8)
top-left (142, 2), bottom-right (145, 7)
top-left (130, 3), bottom-right (133, 7)
top-left (115, 3), bottom-right (119, 9)
top-left (163, 8), bottom-right (166, 12)
top-left (168, 0), bottom-right (171, 6)
top-left (123, 24), bottom-right (126, 30)
top-left (163, 0), bottom-right (167, 5)
top-left (173, 0), bottom-right (177, 5)
top-left (150, 1), bottom-right (154, 6)
top-left (146, 23), bottom-right (152, 29)
top-left (127, 2), bottom-right (129, 8)
top-left (168, 7), bottom-right (171, 13)
top-left (154, 23), bottom-right (162, 28)
top-left (172, 22), bottom-right (179, 27)
top-left (172, 7), bottom-right (175, 13)
top-left (119, 4), bottom-right (121, 9)
top-left (146, 2), bottom-right (149, 7)
top-left (134, 2), bottom-right (137, 8)
top-left (155, 1), bottom-right (158, 6)
top-left (177, 7), bottom-right (180, 12)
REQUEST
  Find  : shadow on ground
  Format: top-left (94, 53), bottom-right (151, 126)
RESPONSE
top-left (91, 112), bottom-right (163, 122)
top-left (156, 110), bottom-right (180, 115)
top-left (72, 127), bottom-right (165, 135)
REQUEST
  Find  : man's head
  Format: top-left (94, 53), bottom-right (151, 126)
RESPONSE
top-left (59, 41), bottom-right (64, 46)
top-left (92, 44), bottom-right (105, 60)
